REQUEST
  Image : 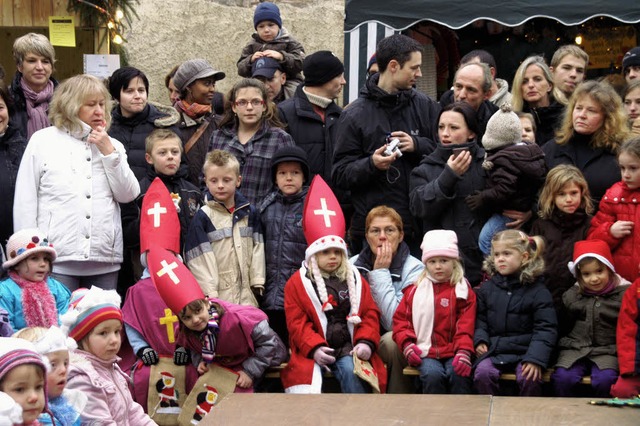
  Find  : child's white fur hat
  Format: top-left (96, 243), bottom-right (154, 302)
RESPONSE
top-left (3, 228), bottom-right (56, 270)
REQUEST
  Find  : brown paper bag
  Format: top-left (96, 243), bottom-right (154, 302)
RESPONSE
top-left (147, 358), bottom-right (187, 426)
top-left (353, 352), bottom-right (380, 393)
top-left (177, 364), bottom-right (238, 426)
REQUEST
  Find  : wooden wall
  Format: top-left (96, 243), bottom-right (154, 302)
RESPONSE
top-left (0, 0), bottom-right (98, 83)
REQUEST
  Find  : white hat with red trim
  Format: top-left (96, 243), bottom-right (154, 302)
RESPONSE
top-left (140, 178), bottom-right (181, 254)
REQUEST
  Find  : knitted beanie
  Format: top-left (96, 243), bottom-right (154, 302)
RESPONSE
top-left (3, 228), bottom-right (56, 270)
top-left (0, 391), bottom-right (23, 426)
top-left (420, 230), bottom-right (459, 264)
top-left (303, 51), bottom-right (344, 87)
top-left (173, 59), bottom-right (225, 92)
top-left (60, 286), bottom-right (122, 343)
top-left (367, 53), bottom-right (377, 73)
top-left (0, 337), bottom-right (49, 386)
top-left (254, 2), bottom-right (282, 28)
top-left (568, 239), bottom-right (616, 277)
top-left (270, 145), bottom-right (310, 184)
top-left (482, 103), bottom-right (522, 152)
top-left (622, 46), bottom-right (640, 74)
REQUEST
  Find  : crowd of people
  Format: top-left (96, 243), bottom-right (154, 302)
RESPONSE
top-left (1, 1), bottom-right (640, 424)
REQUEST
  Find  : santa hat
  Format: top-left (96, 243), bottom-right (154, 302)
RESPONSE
top-left (160, 371), bottom-right (175, 379)
top-left (568, 239), bottom-right (616, 277)
top-left (421, 230), bottom-right (459, 264)
top-left (148, 246), bottom-right (205, 314)
top-left (3, 228), bottom-right (56, 269)
top-left (302, 176), bottom-right (360, 324)
top-left (60, 286), bottom-right (122, 342)
top-left (0, 391), bottom-right (23, 426)
top-left (33, 326), bottom-right (77, 355)
top-left (140, 178), bottom-right (181, 254)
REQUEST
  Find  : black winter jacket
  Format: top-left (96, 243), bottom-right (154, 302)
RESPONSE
top-left (523, 99), bottom-right (564, 147)
top-left (474, 274), bottom-right (558, 368)
top-left (332, 74), bottom-right (440, 241)
top-left (258, 187), bottom-right (308, 311)
top-left (409, 141), bottom-right (488, 285)
top-left (0, 124), bottom-right (27, 246)
top-left (108, 102), bottom-right (182, 181)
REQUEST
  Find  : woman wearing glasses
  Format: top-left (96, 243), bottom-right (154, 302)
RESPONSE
top-left (209, 78), bottom-right (294, 205)
top-left (174, 59), bottom-right (226, 186)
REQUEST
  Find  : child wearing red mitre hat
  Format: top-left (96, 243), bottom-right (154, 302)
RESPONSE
top-left (282, 176), bottom-right (387, 393)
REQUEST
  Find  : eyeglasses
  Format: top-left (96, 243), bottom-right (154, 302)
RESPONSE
top-left (368, 227), bottom-right (399, 236)
top-left (234, 99), bottom-right (264, 108)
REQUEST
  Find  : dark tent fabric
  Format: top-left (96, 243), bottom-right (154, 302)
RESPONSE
top-left (345, 0), bottom-right (640, 31)
top-left (343, 1), bottom-right (640, 103)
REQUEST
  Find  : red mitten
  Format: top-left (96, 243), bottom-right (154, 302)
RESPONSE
top-left (403, 343), bottom-right (423, 367)
top-left (452, 350), bottom-right (472, 377)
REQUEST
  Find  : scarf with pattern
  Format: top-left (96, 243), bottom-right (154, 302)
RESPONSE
top-left (200, 305), bottom-right (220, 363)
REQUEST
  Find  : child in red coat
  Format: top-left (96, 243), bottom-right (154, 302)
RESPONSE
top-left (282, 176), bottom-right (386, 393)
top-left (393, 230), bottom-right (476, 394)
top-left (610, 277), bottom-right (640, 398)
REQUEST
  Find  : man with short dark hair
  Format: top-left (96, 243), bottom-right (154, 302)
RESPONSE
top-left (332, 34), bottom-right (439, 255)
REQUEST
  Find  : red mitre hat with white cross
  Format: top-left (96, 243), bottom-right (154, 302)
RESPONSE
top-left (140, 178), bottom-right (181, 254)
top-left (148, 246), bottom-right (205, 314)
top-left (302, 175), bottom-right (347, 261)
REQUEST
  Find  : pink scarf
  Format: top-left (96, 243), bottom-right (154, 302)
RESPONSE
top-left (8, 271), bottom-right (58, 328)
top-left (20, 77), bottom-right (54, 140)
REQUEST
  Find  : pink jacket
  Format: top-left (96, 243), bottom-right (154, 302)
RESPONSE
top-left (67, 350), bottom-right (156, 426)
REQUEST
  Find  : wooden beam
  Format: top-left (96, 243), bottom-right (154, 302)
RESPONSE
top-left (12, 0), bottom-right (33, 26)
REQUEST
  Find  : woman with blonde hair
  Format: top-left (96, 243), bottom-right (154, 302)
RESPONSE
top-left (511, 55), bottom-right (565, 145)
top-left (13, 74), bottom-right (140, 292)
top-left (10, 32), bottom-right (58, 140)
top-left (543, 80), bottom-right (631, 205)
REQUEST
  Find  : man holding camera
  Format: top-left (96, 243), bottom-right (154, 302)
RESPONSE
top-left (332, 34), bottom-right (439, 255)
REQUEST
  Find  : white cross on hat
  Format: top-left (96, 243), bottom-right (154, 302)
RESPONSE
top-left (313, 198), bottom-right (336, 227)
top-left (157, 259), bottom-right (180, 284)
top-left (147, 202), bottom-right (167, 228)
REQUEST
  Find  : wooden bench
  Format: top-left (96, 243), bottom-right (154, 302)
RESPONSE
top-left (265, 363), bottom-right (334, 378)
top-left (402, 366), bottom-right (592, 385)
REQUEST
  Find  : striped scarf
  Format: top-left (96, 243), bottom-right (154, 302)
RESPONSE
top-left (200, 306), bottom-right (220, 363)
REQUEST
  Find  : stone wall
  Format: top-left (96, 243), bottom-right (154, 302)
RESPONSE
top-left (125, 0), bottom-right (345, 104)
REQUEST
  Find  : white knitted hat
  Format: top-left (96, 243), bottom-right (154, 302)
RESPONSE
top-left (3, 228), bottom-right (56, 269)
top-left (482, 104), bottom-right (522, 151)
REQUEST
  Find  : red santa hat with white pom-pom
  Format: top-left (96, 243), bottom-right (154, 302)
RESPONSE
top-left (303, 176), bottom-right (361, 324)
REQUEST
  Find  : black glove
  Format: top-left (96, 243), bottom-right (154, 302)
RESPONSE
top-left (137, 347), bottom-right (159, 366)
top-left (174, 346), bottom-right (191, 365)
top-left (465, 190), bottom-right (484, 211)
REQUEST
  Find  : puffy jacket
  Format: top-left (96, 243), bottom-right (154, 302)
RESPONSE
top-left (13, 125), bottom-right (140, 266)
top-left (332, 74), bottom-right (440, 242)
top-left (617, 278), bottom-right (640, 375)
top-left (108, 102), bottom-right (181, 180)
top-left (474, 274), bottom-right (557, 368)
top-left (543, 132), bottom-right (620, 205)
top-left (409, 141), bottom-right (488, 285)
top-left (0, 123), bottom-right (26, 245)
top-left (258, 187), bottom-right (307, 311)
top-left (67, 351), bottom-right (156, 426)
top-left (588, 181), bottom-right (640, 283)
top-left (556, 282), bottom-right (628, 370)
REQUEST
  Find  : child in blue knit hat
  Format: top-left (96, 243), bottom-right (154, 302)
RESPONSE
top-left (237, 1), bottom-right (305, 99)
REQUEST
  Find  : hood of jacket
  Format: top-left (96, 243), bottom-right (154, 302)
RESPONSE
top-left (359, 73), bottom-right (418, 110)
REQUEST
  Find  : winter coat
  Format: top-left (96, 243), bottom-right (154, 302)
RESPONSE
top-left (282, 265), bottom-right (387, 393)
top-left (617, 278), bottom-right (640, 375)
top-left (184, 192), bottom-right (265, 306)
top-left (258, 187), bottom-right (307, 311)
top-left (13, 125), bottom-right (140, 267)
top-left (480, 143), bottom-right (547, 212)
top-left (530, 209), bottom-right (591, 311)
top-left (176, 110), bottom-right (219, 187)
top-left (523, 99), bottom-right (565, 147)
top-left (120, 165), bottom-right (203, 253)
top-left (351, 242), bottom-right (424, 332)
top-left (543, 132), bottom-right (620, 206)
top-left (588, 182), bottom-right (640, 282)
top-left (0, 124), bottom-right (26, 246)
top-left (409, 141), bottom-right (488, 285)
top-left (67, 350), bottom-right (156, 426)
top-left (0, 276), bottom-right (71, 330)
top-left (9, 72), bottom-right (58, 139)
top-left (474, 274), bottom-right (558, 368)
top-left (392, 280), bottom-right (476, 359)
top-left (556, 282), bottom-right (628, 370)
top-left (209, 121), bottom-right (295, 206)
top-left (332, 73), bottom-right (440, 242)
top-left (277, 84), bottom-right (342, 183)
top-left (237, 27), bottom-right (305, 83)
top-left (108, 102), bottom-right (182, 180)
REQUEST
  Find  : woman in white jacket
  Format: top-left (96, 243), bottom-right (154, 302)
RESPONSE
top-left (13, 74), bottom-right (140, 291)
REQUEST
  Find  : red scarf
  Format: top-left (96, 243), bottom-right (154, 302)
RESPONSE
top-left (8, 271), bottom-right (58, 328)
top-left (176, 99), bottom-right (211, 120)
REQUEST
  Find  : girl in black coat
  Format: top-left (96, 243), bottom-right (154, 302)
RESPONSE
top-left (474, 230), bottom-right (557, 396)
